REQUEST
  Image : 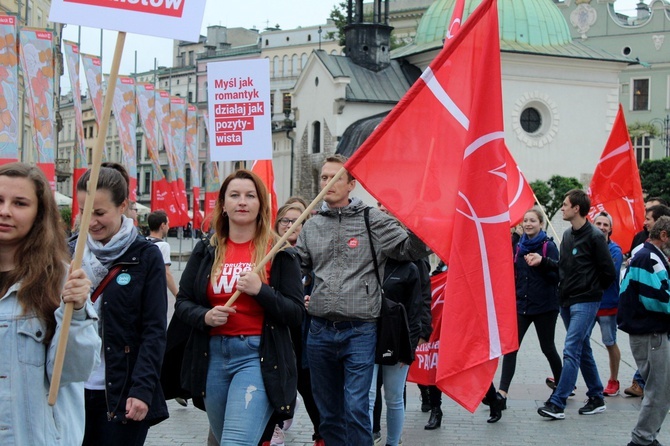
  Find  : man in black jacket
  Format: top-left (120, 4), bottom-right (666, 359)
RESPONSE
top-left (529, 190), bottom-right (617, 420)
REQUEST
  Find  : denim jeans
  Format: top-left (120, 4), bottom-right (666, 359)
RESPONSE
top-left (369, 363), bottom-right (409, 446)
top-left (549, 302), bottom-right (603, 408)
top-left (205, 335), bottom-right (273, 446)
top-left (307, 317), bottom-right (377, 446)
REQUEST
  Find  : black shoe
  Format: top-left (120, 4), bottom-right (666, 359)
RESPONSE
top-left (487, 392), bottom-right (506, 423)
top-left (174, 397), bottom-right (188, 407)
top-left (538, 402), bottom-right (565, 420)
top-left (544, 377), bottom-right (575, 396)
top-left (420, 387), bottom-right (431, 412)
top-left (627, 441), bottom-right (663, 446)
top-left (424, 407), bottom-right (443, 430)
top-left (578, 396), bottom-right (605, 415)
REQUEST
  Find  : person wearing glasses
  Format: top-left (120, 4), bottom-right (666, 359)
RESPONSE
top-left (125, 201), bottom-right (139, 226)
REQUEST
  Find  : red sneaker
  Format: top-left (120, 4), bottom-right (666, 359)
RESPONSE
top-left (603, 379), bottom-right (620, 396)
top-left (313, 439), bottom-right (326, 446)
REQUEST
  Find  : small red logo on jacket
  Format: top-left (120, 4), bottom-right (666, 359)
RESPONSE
top-left (347, 238), bottom-right (359, 248)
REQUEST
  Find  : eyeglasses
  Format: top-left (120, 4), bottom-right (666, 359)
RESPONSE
top-left (278, 218), bottom-right (299, 226)
top-left (130, 208), bottom-right (137, 212)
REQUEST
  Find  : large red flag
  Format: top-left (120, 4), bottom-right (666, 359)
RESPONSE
top-left (588, 104), bottom-right (645, 250)
top-left (251, 160), bottom-right (278, 224)
top-left (345, 0), bottom-right (516, 412)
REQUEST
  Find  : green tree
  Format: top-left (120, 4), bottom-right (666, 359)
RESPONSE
top-left (639, 158), bottom-right (670, 204)
top-left (530, 175), bottom-right (583, 220)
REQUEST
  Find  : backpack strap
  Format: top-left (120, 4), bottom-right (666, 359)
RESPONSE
top-left (91, 265), bottom-right (123, 303)
top-left (542, 240), bottom-right (548, 257)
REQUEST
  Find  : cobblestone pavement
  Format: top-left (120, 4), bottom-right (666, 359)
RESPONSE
top-left (150, 246), bottom-right (658, 446)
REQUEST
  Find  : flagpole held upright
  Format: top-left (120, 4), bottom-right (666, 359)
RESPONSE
top-left (48, 31), bottom-right (127, 407)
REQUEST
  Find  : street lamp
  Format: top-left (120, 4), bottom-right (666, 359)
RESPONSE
top-left (650, 115), bottom-right (670, 158)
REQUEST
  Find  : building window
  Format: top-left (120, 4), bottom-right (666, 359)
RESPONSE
top-left (282, 56), bottom-right (289, 77)
top-left (188, 91), bottom-right (193, 103)
top-left (273, 56), bottom-right (279, 77)
top-left (188, 50), bottom-right (194, 65)
top-left (633, 135), bottom-right (651, 165)
top-left (632, 78), bottom-right (650, 111)
top-left (144, 171), bottom-right (151, 193)
top-left (185, 168), bottom-right (191, 189)
top-left (308, 34), bottom-right (312, 42)
top-left (282, 93), bottom-right (291, 116)
top-left (312, 121), bottom-right (321, 154)
top-left (520, 107), bottom-right (542, 134)
top-left (292, 54), bottom-right (299, 75)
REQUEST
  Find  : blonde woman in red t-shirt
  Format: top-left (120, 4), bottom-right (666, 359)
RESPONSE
top-left (174, 170), bottom-right (305, 446)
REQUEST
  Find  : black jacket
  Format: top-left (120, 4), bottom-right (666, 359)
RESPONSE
top-left (382, 258), bottom-right (423, 356)
top-left (514, 236), bottom-right (559, 315)
top-left (541, 222), bottom-right (616, 307)
top-left (72, 235), bottom-right (169, 424)
top-left (414, 258), bottom-right (432, 341)
top-left (173, 237), bottom-right (305, 418)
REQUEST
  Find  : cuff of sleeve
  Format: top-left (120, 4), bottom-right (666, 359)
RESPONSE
top-left (71, 301), bottom-right (98, 321)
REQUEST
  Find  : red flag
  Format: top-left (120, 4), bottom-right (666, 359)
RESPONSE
top-left (345, 0), bottom-right (516, 412)
top-left (588, 104), bottom-right (645, 250)
top-left (251, 160), bottom-right (278, 224)
top-left (192, 186), bottom-right (203, 231)
top-left (407, 272), bottom-right (446, 385)
top-left (506, 146), bottom-right (536, 226)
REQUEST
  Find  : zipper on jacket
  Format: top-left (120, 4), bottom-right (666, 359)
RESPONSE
top-left (365, 281), bottom-right (369, 294)
top-left (338, 208), bottom-right (342, 222)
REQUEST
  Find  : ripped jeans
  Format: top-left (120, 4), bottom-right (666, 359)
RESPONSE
top-left (205, 335), bottom-right (274, 446)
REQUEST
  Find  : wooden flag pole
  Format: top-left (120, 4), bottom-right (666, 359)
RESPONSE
top-left (532, 190), bottom-right (562, 245)
top-left (224, 166), bottom-right (348, 307)
top-left (48, 31), bottom-right (127, 406)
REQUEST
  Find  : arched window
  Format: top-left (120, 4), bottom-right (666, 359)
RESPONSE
top-left (273, 56), bottom-right (279, 77)
top-left (292, 54), bottom-right (299, 75)
top-left (301, 53), bottom-right (308, 69)
top-left (282, 55), bottom-right (289, 77)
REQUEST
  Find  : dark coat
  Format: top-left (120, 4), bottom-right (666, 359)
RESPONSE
top-left (382, 258), bottom-right (423, 355)
top-left (172, 237), bottom-right (305, 418)
top-left (514, 236), bottom-right (559, 315)
top-left (73, 235), bottom-right (169, 424)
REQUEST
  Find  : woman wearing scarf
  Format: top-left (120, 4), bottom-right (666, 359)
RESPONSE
top-left (75, 163), bottom-right (168, 445)
top-left (484, 207), bottom-right (561, 423)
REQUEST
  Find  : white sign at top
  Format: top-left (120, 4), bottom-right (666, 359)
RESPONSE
top-left (49, 0), bottom-right (205, 42)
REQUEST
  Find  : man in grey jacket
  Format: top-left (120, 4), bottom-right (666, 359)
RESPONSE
top-left (295, 155), bottom-right (428, 446)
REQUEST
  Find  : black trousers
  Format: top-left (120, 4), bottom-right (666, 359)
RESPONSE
top-left (82, 389), bottom-right (150, 446)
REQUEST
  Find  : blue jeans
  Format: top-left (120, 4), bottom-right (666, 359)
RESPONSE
top-left (550, 302), bottom-right (603, 408)
top-left (307, 317), bottom-right (377, 446)
top-left (205, 335), bottom-right (273, 446)
top-left (369, 363), bottom-right (409, 446)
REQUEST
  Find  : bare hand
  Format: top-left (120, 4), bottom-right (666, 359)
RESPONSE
top-left (525, 253), bottom-right (542, 267)
top-left (236, 271), bottom-right (262, 296)
top-left (304, 295), bottom-right (311, 310)
top-left (417, 337), bottom-right (428, 346)
top-left (125, 397), bottom-right (149, 421)
top-left (205, 305), bottom-right (236, 327)
top-left (62, 268), bottom-right (91, 310)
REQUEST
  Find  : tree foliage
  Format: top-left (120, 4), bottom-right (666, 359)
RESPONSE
top-left (530, 175), bottom-right (583, 220)
top-left (639, 158), bottom-right (670, 204)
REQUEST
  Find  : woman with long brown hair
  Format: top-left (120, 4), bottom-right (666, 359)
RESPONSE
top-left (0, 162), bottom-right (100, 445)
top-left (175, 169), bottom-right (304, 446)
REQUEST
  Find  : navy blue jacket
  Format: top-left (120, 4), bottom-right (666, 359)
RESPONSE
top-left (72, 235), bottom-right (169, 424)
top-left (514, 236), bottom-right (559, 315)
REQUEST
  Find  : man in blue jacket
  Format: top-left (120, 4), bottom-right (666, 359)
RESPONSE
top-left (618, 216), bottom-right (670, 446)
top-left (529, 190), bottom-right (617, 420)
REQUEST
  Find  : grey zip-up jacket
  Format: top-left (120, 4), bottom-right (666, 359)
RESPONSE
top-left (295, 198), bottom-right (429, 321)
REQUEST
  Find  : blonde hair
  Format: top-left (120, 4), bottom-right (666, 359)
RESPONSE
top-left (210, 170), bottom-right (275, 283)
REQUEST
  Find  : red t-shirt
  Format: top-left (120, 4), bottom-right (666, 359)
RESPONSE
top-left (207, 240), bottom-right (270, 336)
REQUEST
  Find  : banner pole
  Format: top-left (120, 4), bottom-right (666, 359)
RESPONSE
top-left (532, 191), bottom-right (562, 245)
top-left (224, 166), bottom-right (348, 307)
top-left (48, 31), bottom-right (127, 406)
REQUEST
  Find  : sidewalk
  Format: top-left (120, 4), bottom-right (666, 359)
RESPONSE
top-left (153, 267), bottom-right (657, 445)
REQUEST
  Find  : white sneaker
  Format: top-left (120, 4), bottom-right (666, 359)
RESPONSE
top-left (283, 395), bottom-right (301, 431)
top-left (270, 425), bottom-right (285, 446)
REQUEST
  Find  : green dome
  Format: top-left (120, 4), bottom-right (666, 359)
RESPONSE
top-left (415, 0), bottom-right (573, 47)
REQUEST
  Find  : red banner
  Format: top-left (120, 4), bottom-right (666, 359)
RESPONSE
top-left (407, 272), bottom-right (447, 385)
top-left (63, 0), bottom-right (185, 17)
top-left (251, 159), bottom-right (277, 224)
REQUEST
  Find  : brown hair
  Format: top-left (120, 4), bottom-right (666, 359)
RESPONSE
top-left (210, 170), bottom-right (276, 282)
top-left (324, 154), bottom-right (354, 182)
top-left (77, 162), bottom-right (129, 206)
top-left (524, 207), bottom-right (545, 225)
top-left (0, 163), bottom-right (69, 343)
top-left (564, 189), bottom-right (590, 217)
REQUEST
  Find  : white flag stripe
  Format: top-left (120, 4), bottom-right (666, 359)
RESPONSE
top-left (598, 142), bottom-right (629, 164)
top-left (421, 67), bottom-right (470, 130)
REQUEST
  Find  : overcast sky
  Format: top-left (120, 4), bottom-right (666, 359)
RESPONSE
top-left (59, 0), bottom-right (646, 94)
